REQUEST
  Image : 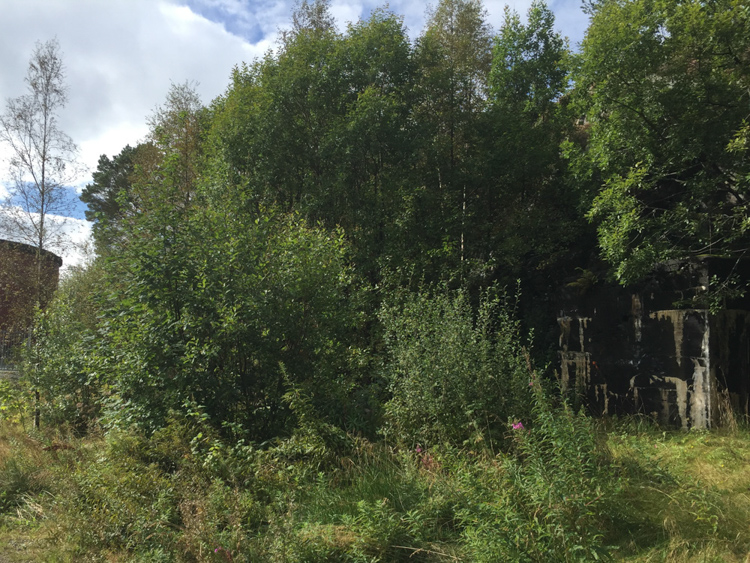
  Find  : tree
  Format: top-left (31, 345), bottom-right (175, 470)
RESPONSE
top-left (413, 0), bottom-right (493, 277)
top-left (0, 38), bottom-right (80, 429)
top-left (99, 83), bottom-right (207, 256)
top-left (0, 39), bottom-right (80, 270)
top-left (213, 8), bottom-right (417, 284)
top-left (479, 1), bottom-right (588, 284)
top-left (422, 0), bottom-right (493, 111)
top-left (80, 144), bottom-right (141, 255)
top-left (140, 81), bottom-right (206, 210)
top-left (290, 0), bottom-right (335, 36)
top-left (490, 1), bottom-right (568, 119)
top-left (576, 0), bottom-right (750, 300)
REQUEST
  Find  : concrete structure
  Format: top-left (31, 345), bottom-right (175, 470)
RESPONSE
top-left (0, 239), bottom-right (62, 370)
top-left (558, 260), bottom-right (750, 429)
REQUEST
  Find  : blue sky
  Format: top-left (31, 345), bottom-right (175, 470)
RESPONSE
top-left (181, 0), bottom-right (590, 46)
top-left (0, 0), bottom-right (590, 268)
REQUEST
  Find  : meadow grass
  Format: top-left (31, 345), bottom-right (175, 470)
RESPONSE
top-left (604, 419), bottom-right (750, 562)
top-left (0, 417), bottom-right (749, 562)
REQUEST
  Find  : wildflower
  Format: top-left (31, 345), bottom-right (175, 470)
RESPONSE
top-left (512, 422), bottom-right (524, 430)
top-left (214, 547), bottom-right (234, 562)
top-left (415, 445), bottom-right (422, 453)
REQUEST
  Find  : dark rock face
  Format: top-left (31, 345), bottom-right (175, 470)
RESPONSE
top-left (558, 261), bottom-right (750, 429)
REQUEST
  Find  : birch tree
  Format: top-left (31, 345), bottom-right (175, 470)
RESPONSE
top-left (0, 39), bottom-right (80, 262)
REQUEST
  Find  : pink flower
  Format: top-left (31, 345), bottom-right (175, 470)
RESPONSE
top-left (512, 422), bottom-right (524, 430)
top-left (415, 445), bottom-right (422, 453)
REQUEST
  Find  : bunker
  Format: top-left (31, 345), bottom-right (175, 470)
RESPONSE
top-left (558, 260), bottom-right (750, 429)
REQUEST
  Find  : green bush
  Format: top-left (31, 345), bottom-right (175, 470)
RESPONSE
top-left (0, 379), bottom-right (31, 424)
top-left (380, 286), bottom-right (531, 448)
top-left (99, 203), bottom-right (364, 440)
top-left (22, 263), bottom-right (106, 432)
top-left (457, 383), bottom-right (615, 562)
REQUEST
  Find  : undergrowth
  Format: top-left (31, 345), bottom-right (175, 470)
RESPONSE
top-left (0, 418), bottom-right (750, 562)
top-left (2, 400), bottom-right (748, 561)
top-left (2, 325), bottom-right (750, 562)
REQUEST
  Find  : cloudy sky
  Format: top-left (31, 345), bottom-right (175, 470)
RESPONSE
top-left (0, 0), bottom-right (590, 269)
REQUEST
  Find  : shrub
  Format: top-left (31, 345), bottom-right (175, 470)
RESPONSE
top-left (380, 286), bottom-right (531, 448)
top-left (99, 205), bottom-right (363, 440)
top-left (458, 382), bottom-right (615, 562)
top-left (0, 378), bottom-right (30, 424)
top-left (22, 263), bottom-right (106, 431)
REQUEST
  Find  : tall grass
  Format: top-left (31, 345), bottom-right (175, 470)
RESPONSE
top-left (605, 422), bottom-right (750, 561)
top-left (1, 416), bottom-right (750, 561)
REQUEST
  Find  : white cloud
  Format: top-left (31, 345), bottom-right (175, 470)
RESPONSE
top-left (0, 0), bottom-right (266, 186)
top-left (0, 206), bottom-right (92, 272)
top-left (330, 1), bottom-right (364, 32)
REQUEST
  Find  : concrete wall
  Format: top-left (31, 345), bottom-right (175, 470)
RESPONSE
top-left (0, 239), bottom-right (62, 368)
top-left (558, 262), bottom-right (750, 429)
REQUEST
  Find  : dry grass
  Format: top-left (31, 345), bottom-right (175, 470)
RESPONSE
top-left (0, 422), bottom-right (91, 563)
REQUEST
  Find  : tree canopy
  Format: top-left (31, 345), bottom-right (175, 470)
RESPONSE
top-left (578, 0), bottom-right (750, 295)
top-left (18, 0), bottom-right (750, 436)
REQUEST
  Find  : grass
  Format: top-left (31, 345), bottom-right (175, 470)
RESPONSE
top-left (0, 417), bottom-right (750, 562)
top-left (603, 419), bottom-right (750, 562)
top-left (0, 423), bottom-right (78, 562)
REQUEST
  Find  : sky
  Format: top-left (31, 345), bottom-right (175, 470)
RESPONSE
top-left (0, 0), bottom-right (590, 270)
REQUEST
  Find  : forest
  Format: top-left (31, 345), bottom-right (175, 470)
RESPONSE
top-left (1, 0), bottom-right (750, 560)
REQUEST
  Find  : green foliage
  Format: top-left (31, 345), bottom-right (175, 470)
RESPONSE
top-left (33, 393), bottom-right (617, 561)
top-left (380, 286), bottom-right (531, 447)
top-left (505, 385), bottom-right (613, 560)
top-left (0, 379), bottom-right (30, 424)
top-left (577, 0), bottom-right (750, 290)
top-left (79, 144), bottom-right (140, 255)
top-left (22, 263), bottom-right (106, 431)
top-left (480, 1), bottom-right (595, 290)
top-left (6, 415), bottom-right (750, 561)
top-left (60, 443), bottom-right (179, 554)
top-left (0, 426), bottom-right (59, 520)
top-left (490, 0), bottom-right (568, 117)
top-left (10, 5), bottom-right (750, 561)
top-left (211, 8), bottom-right (417, 284)
top-left (100, 195), bottom-right (362, 438)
